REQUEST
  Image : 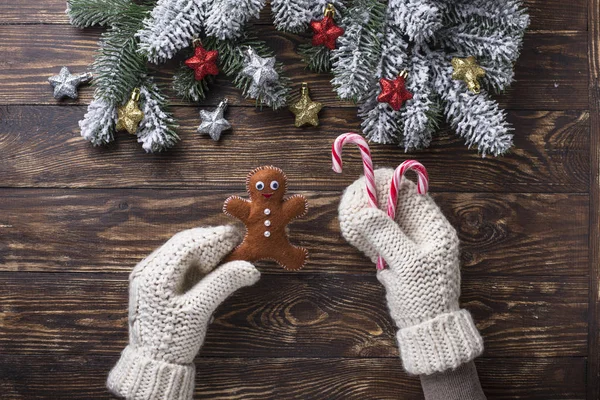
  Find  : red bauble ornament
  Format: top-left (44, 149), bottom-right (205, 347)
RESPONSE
top-left (310, 15), bottom-right (344, 50)
top-left (377, 75), bottom-right (413, 111)
top-left (184, 44), bottom-right (219, 81)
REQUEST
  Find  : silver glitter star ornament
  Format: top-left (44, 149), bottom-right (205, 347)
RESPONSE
top-left (241, 47), bottom-right (279, 87)
top-left (198, 98), bottom-right (232, 141)
top-left (48, 66), bottom-right (93, 100)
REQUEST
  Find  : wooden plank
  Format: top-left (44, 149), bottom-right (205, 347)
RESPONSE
top-left (0, 25), bottom-right (588, 110)
top-left (0, 354), bottom-right (586, 399)
top-left (0, 107), bottom-right (589, 192)
top-left (0, 0), bottom-right (587, 32)
top-left (0, 190), bottom-right (589, 275)
top-left (0, 272), bottom-right (587, 358)
top-left (587, 0), bottom-right (600, 397)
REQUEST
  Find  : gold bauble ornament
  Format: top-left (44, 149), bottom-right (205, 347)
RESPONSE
top-left (451, 56), bottom-right (486, 94)
top-left (116, 88), bottom-right (144, 134)
top-left (289, 82), bottom-right (323, 127)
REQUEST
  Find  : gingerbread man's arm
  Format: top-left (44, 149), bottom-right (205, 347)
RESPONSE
top-left (223, 196), bottom-right (252, 223)
top-left (282, 195), bottom-right (308, 223)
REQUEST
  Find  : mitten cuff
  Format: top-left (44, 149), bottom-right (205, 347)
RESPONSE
top-left (107, 346), bottom-right (195, 400)
top-left (397, 309), bottom-right (484, 376)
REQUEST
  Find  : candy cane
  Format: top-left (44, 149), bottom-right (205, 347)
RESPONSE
top-left (332, 133), bottom-right (385, 269)
top-left (387, 160), bottom-right (429, 221)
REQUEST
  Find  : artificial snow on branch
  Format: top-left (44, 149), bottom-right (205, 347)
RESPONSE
top-left (330, 0), bottom-right (385, 102)
top-left (324, 0), bottom-right (529, 155)
top-left (205, 0), bottom-right (265, 40)
top-left (79, 99), bottom-right (117, 146)
top-left (137, 82), bottom-right (180, 152)
top-left (136, 0), bottom-right (205, 64)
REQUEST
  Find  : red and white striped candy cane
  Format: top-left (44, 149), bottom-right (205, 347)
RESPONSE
top-left (387, 160), bottom-right (429, 221)
top-left (332, 133), bottom-right (385, 269)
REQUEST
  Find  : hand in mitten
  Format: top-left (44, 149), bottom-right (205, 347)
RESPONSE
top-left (107, 226), bottom-right (260, 400)
top-left (338, 169), bottom-right (483, 376)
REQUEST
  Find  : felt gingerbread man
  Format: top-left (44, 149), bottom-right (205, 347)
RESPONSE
top-left (223, 166), bottom-right (309, 270)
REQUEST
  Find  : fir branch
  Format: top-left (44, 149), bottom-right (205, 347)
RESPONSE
top-left (437, 24), bottom-right (523, 64)
top-left (172, 65), bottom-right (213, 102)
top-left (271, 0), bottom-right (314, 33)
top-left (359, 86), bottom-right (403, 144)
top-left (480, 59), bottom-right (515, 93)
top-left (401, 49), bottom-right (437, 151)
top-left (137, 82), bottom-right (180, 152)
top-left (430, 50), bottom-right (513, 157)
top-left (331, 0), bottom-right (386, 102)
top-left (136, 0), bottom-right (206, 63)
top-left (299, 44), bottom-right (332, 73)
top-left (79, 99), bottom-right (117, 145)
top-left (93, 21), bottom-right (148, 105)
top-left (393, 0), bottom-right (443, 43)
top-left (446, 0), bottom-right (529, 35)
top-left (379, 0), bottom-right (409, 78)
top-left (67, 0), bottom-right (148, 28)
top-left (205, 0), bottom-right (265, 40)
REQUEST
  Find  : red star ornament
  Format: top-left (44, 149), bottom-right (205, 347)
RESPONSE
top-left (377, 76), bottom-right (413, 111)
top-left (310, 16), bottom-right (344, 50)
top-left (184, 45), bottom-right (219, 81)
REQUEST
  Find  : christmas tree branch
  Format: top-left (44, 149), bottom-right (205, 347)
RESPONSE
top-left (137, 81), bottom-right (180, 152)
top-left (205, 0), bottom-right (265, 40)
top-left (172, 65), bottom-right (213, 102)
top-left (331, 0), bottom-right (385, 102)
top-left (136, 0), bottom-right (205, 63)
top-left (67, 0), bottom-right (149, 28)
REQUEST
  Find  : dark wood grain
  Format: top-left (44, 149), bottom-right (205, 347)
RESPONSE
top-left (0, 107), bottom-right (590, 192)
top-left (0, 0), bottom-right (588, 32)
top-left (0, 1), bottom-right (595, 398)
top-left (0, 354), bottom-right (586, 400)
top-left (0, 273), bottom-right (587, 358)
top-left (0, 190), bottom-right (589, 275)
top-left (0, 25), bottom-right (588, 110)
top-left (587, 0), bottom-right (600, 397)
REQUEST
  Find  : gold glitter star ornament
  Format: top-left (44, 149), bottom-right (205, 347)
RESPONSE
top-left (289, 82), bottom-right (323, 127)
top-left (451, 56), bottom-right (486, 94)
top-left (116, 88), bottom-right (144, 134)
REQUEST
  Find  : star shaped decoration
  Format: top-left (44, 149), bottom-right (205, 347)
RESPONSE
top-left (198, 98), bottom-right (232, 140)
top-left (116, 89), bottom-right (144, 135)
top-left (185, 43), bottom-right (219, 81)
top-left (48, 66), bottom-right (92, 100)
top-left (310, 6), bottom-right (344, 50)
top-left (289, 83), bottom-right (323, 127)
top-left (451, 56), bottom-right (486, 94)
top-left (241, 48), bottom-right (279, 87)
top-left (377, 72), bottom-right (413, 111)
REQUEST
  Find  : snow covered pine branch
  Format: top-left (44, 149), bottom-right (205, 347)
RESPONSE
top-left (331, 0), bottom-right (529, 156)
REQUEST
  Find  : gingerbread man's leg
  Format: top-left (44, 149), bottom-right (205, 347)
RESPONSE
top-left (275, 245), bottom-right (308, 271)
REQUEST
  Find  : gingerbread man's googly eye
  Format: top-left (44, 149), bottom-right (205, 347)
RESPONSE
top-left (255, 181), bottom-right (265, 191)
top-left (270, 181), bottom-right (279, 190)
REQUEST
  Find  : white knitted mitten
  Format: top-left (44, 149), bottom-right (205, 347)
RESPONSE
top-left (339, 169), bottom-right (483, 376)
top-left (107, 226), bottom-right (260, 400)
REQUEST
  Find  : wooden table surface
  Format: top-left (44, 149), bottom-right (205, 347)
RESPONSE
top-left (0, 1), bottom-right (599, 399)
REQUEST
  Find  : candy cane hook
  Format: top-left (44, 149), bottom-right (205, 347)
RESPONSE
top-left (387, 160), bottom-right (429, 222)
top-left (332, 133), bottom-right (385, 270)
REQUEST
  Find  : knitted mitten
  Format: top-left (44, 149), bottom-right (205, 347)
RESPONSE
top-left (107, 226), bottom-right (260, 400)
top-left (339, 169), bottom-right (483, 376)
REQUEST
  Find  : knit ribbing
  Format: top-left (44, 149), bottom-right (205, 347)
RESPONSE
top-left (398, 309), bottom-right (483, 375)
top-left (107, 346), bottom-right (196, 400)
